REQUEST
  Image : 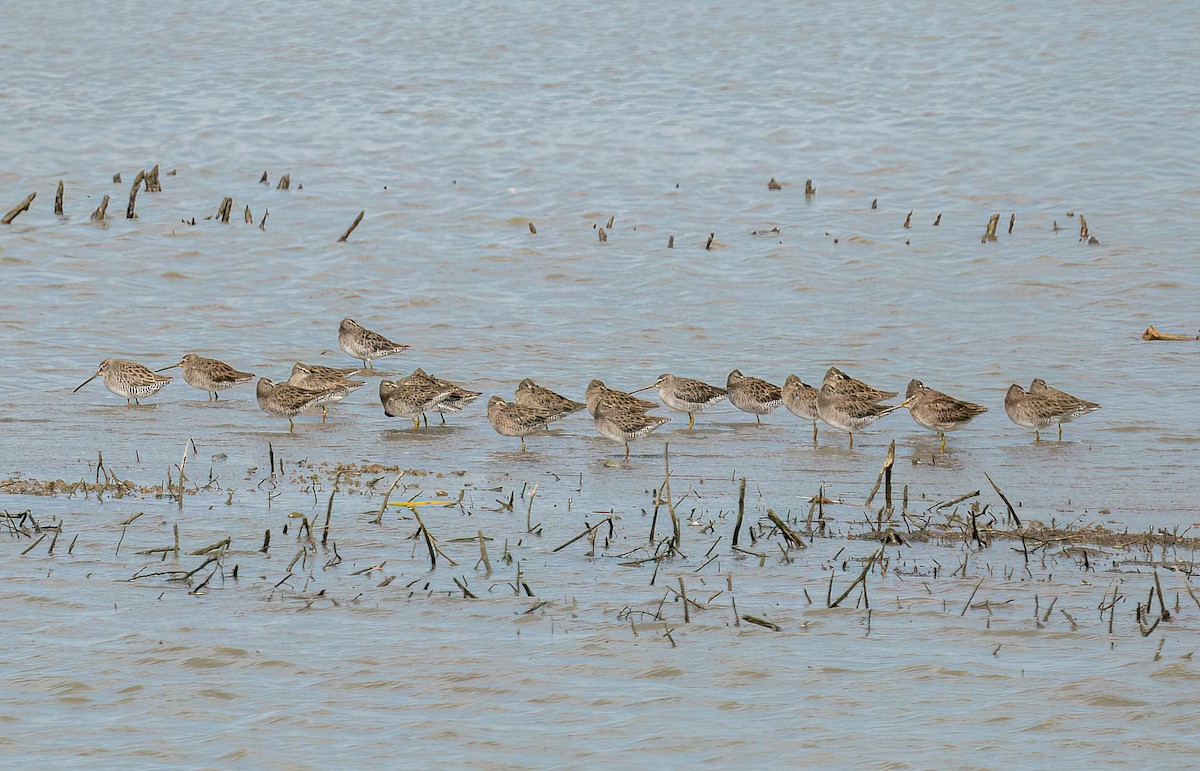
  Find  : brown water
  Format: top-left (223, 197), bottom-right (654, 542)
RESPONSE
top-left (2, 0), bottom-right (1200, 766)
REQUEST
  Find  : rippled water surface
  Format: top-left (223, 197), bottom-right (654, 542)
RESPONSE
top-left (3, 1), bottom-right (1200, 767)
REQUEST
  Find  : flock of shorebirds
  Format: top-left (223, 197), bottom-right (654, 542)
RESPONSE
top-left (73, 318), bottom-right (1102, 455)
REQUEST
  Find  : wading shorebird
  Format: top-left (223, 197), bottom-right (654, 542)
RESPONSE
top-left (338, 317), bottom-right (409, 369)
top-left (726, 370), bottom-right (782, 425)
top-left (287, 362), bottom-right (366, 421)
top-left (819, 367), bottom-right (897, 403)
top-left (256, 377), bottom-right (338, 432)
top-left (514, 378), bottom-right (586, 422)
top-left (816, 368), bottom-right (907, 449)
top-left (904, 379), bottom-right (988, 452)
top-left (593, 402), bottom-right (669, 459)
top-left (632, 373), bottom-right (725, 430)
top-left (401, 368), bottom-right (482, 425)
top-left (486, 395), bottom-right (556, 452)
top-left (74, 359), bottom-right (172, 404)
top-left (585, 379), bottom-right (657, 417)
top-left (156, 354), bottom-right (253, 401)
top-left (1028, 379), bottom-right (1101, 441)
top-left (782, 374), bottom-right (820, 442)
top-left (379, 378), bottom-right (457, 429)
top-left (1005, 382), bottom-right (1099, 442)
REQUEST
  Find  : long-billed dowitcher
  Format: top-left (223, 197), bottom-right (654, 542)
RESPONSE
top-left (816, 370), bottom-right (907, 448)
top-left (782, 374), bottom-right (820, 442)
top-left (904, 379), bottom-right (988, 452)
top-left (338, 318), bottom-right (409, 368)
top-left (1005, 383), bottom-right (1098, 442)
top-left (1029, 379), bottom-right (1101, 440)
top-left (585, 379), bottom-right (658, 417)
top-left (593, 402), bottom-right (670, 459)
top-left (288, 362), bottom-right (364, 386)
top-left (632, 373), bottom-right (725, 429)
top-left (514, 379), bottom-right (586, 422)
top-left (256, 378), bottom-right (333, 432)
top-left (379, 379), bottom-right (457, 429)
top-left (401, 368), bottom-right (482, 424)
top-left (74, 359), bottom-right (172, 404)
top-left (156, 353), bottom-right (252, 401)
top-left (725, 370), bottom-right (782, 425)
top-left (486, 395), bottom-right (556, 451)
top-left (820, 367), bottom-right (897, 403)
top-left (287, 363), bottom-right (365, 422)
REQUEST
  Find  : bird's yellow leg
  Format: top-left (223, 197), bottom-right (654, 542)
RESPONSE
top-left (812, 421), bottom-right (818, 444)
top-left (1035, 430), bottom-right (1041, 443)
top-left (687, 413), bottom-right (695, 430)
top-left (1058, 424), bottom-right (1063, 441)
top-left (288, 418), bottom-right (295, 432)
top-left (940, 433), bottom-right (946, 453)
top-left (624, 443), bottom-right (630, 460)
top-left (849, 432), bottom-right (854, 450)
top-left (520, 437), bottom-right (527, 452)
top-left (322, 406), bottom-right (328, 423)
top-left (756, 414), bottom-right (761, 426)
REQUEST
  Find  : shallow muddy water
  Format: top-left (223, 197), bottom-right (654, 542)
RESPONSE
top-left (2, 0), bottom-right (1199, 766)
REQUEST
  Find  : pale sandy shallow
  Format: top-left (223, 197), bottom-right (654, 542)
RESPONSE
top-left (3, 0), bottom-right (1200, 766)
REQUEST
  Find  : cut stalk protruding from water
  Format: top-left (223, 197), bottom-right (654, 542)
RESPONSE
top-left (528, 221), bottom-right (536, 234)
top-left (243, 205), bottom-right (252, 223)
top-left (767, 509), bottom-right (806, 550)
top-left (705, 232), bottom-right (715, 250)
top-left (259, 209), bottom-right (269, 231)
top-left (732, 477), bottom-right (746, 546)
top-left (54, 181), bottom-right (64, 216)
top-left (829, 548), bottom-right (882, 608)
top-left (259, 171), bottom-right (269, 185)
top-left (126, 170), bottom-right (145, 219)
top-left (113, 172), bottom-right (122, 184)
top-left (552, 517), bottom-right (614, 553)
top-left (933, 212), bottom-right (942, 226)
top-left (870, 198), bottom-right (877, 210)
top-left (804, 179), bottom-right (816, 196)
top-left (216, 197), bottom-right (233, 223)
top-left (1142, 325), bottom-right (1199, 342)
top-left (984, 471), bottom-right (1021, 528)
top-left (91, 195), bottom-right (110, 222)
top-left (667, 235), bottom-right (674, 248)
top-left (741, 614), bottom-right (781, 631)
top-left (1008, 212), bottom-right (1015, 234)
top-left (865, 440), bottom-right (896, 511)
top-left (146, 164), bottom-right (161, 192)
top-left (597, 227), bottom-right (607, 243)
top-left (337, 210), bottom-right (364, 242)
top-left (981, 213), bottom-right (1000, 243)
top-left (2, 192), bottom-right (36, 224)
top-left (767, 177), bottom-right (782, 191)
top-left (277, 173), bottom-right (291, 190)
top-left (606, 214), bottom-right (615, 228)
top-left (1079, 214), bottom-right (1089, 240)
top-left (903, 210), bottom-right (912, 228)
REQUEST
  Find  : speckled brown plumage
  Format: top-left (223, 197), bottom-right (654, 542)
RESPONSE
top-left (585, 379), bottom-right (658, 417)
top-left (725, 369), bottom-right (782, 424)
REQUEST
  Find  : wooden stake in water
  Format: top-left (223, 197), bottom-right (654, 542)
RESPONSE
top-left (2, 192), bottom-right (36, 224)
top-left (732, 477), bottom-right (746, 546)
top-left (126, 171), bottom-right (145, 218)
top-left (90, 195), bottom-right (110, 222)
top-left (54, 181), bottom-right (64, 216)
top-left (338, 211), bottom-right (364, 242)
